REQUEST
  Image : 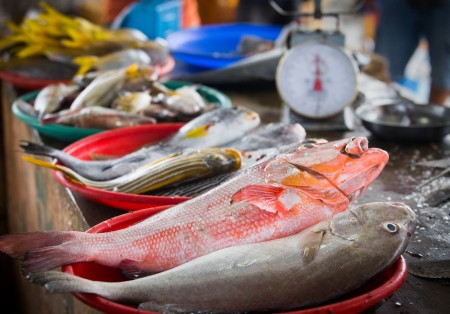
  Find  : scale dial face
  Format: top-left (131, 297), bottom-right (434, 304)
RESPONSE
top-left (276, 41), bottom-right (358, 119)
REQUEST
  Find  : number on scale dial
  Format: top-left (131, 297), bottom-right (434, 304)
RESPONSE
top-left (276, 41), bottom-right (358, 119)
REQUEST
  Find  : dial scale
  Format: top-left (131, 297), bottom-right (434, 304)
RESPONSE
top-left (276, 34), bottom-right (360, 130)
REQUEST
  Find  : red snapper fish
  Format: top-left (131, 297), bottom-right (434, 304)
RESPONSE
top-left (0, 137), bottom-right (388, 277)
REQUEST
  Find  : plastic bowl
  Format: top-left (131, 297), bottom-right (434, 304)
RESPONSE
top-left (63, 206), bottom-right (408, 314)
top-left (1, 55), bottom-right (175, 90)
top-left (12, 80), bottom-right (231, 142)
top-left (53, 123), bottom-right (192, 210)
top-left (167, 23), bottom-right (282, 69)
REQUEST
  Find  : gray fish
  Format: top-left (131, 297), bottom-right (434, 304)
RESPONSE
top-left (41, 106), bottom-right (156, 129)
top-left (223, 122), bottom-right (306, 151)
top-left (20, 107), bottom-right (261, 181)
top-left (27, 202), bottom-right (416, 313)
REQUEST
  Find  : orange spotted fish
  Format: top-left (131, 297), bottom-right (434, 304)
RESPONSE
top-left (0, 137), bottom-right (388, 277)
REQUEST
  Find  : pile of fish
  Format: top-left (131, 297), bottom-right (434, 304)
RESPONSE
top-left (0, 3), bottom-right (169, 74)
top-left (21, 107), bottom-right (309, 195)
top-left (15, 63), bottom-right (224, 129)
top-left (0, 134), bottom-right (417, 312)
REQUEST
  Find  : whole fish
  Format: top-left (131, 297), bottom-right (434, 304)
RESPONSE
top-left (20, 107), bottom-right (261, 181)
top-left (34, 83), bottom-right (80, 118)
top-left (73, 48), bottom-right (151, 75)
top-left (151, 82), bottom-right (206, 116)
top-left (69, 64), bottom-right (141, 111)
top-left (224, 122), bottom-right (307, 151)
top-left (72, 65), bottom-right (157, 90)
top-left (23, 148), bottom-right (241, 194)
top-left (40, 106), bottom-right (156, 129)
top-left (27, 202), bottom-right (416, 313)
top-left (111, 91), bottom-right (152, 113)
top-left (1, 137), bottom-right (388, 276)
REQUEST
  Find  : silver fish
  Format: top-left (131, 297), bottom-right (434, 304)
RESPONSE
top-left (223, 122), bottom-right (306, 151)
top-left (34, 83), bottom-right (80, 118)
top-left (41, 106), bottom-right (156, 129)
top-left (69, 64), bottom-right (140, 111)
top-left (73, 48), bottom-right (151, 75)
top-left (152, 82), bottom-right (206, 116)
top-left (20, 107), bottom-right (261, 180)
top-left (27, 202), bottom-right (416, 313)
top-left (111, 91), bottom-right (152, 113)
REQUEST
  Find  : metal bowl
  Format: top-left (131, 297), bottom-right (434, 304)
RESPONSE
top-left (356, 102), bottom-right (450, 142)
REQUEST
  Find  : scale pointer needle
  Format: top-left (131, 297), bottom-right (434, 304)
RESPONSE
top-left (313, 54), bottom-right (323, 92)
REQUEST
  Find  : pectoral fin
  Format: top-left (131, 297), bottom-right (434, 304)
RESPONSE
top-left (300, 229), bottom-right (325, 264)
top-left (119, 258), bottom-right (153, 278)
top-left (183, 124), bottom-right (213, 139)
top-left (231, 185), bottom-right (289, 217)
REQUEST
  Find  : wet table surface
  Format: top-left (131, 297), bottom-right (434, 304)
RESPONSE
top-left (2, 71), bottom-right (450, 313)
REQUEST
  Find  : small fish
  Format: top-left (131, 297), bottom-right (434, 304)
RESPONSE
top-left (1, 137), bottom-right (388, 276)
top-left (223, 122), bottom-right (307, 151)
top-left (40, 106), bottom-right (156, 129)
top-left (27, 202), bottom-right (416, 313)
top-left (73, 48), bottom-right (151, 75)
top-left (20, 107), bottom-right (261, 181)
top-left (69, 64), bottom-right (140, 111)
top-left (34, 83), bottom-right (80, 118)
top-left (23, 148), bottom-right (241, 194)
top-left (151, 82), bottom-right (206, 116)
top-left (15, 99), bottom-right (38, 117)
top-left (111, 91), bottom-right (152, 113)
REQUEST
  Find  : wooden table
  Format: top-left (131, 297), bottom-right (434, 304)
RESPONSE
top-left (1, 77), bottom-right (449, 313)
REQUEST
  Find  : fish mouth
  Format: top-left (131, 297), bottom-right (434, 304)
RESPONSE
top-left (337, 149), bottom-right (389, 199)
top-left (340, 137), bottom-right (369, 158)
top-left (290, 148), bottom-right (387, 202)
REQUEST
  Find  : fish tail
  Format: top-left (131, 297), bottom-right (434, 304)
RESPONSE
top-left (20, 141), bottom-right (64, 160)
top-left (0, 231), bottom-right (78, 260)
top-left (19, 141), bottom-right (88, 172)
top-left (28, 271), bottom-right (99, 294)
top-left (22, 246), bottom-right (84, 273)
top-left (21, 155), bottom-right (95, 186)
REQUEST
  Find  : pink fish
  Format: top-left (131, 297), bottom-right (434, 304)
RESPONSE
top-left (0, 137), bottom-right (388, 277)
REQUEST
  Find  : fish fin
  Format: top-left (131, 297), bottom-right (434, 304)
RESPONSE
top-left (22, 246), bottom-right (81, 273)
top-left (73, 56), bottom-right (98, 75)
top-left (119, 258), bottom-right (152, 278)
top-left (27, 271), bottom-right (100, 294)
top-left (19, 141), bottom-right (59, 159)
top-left (183, 124), bottom-right (212, 139)
top-left (231, 185), bottom-right (288, 217)
top-left (300, 229), bottom-right (325, 265)
top-left (0, 231), bottom-right (76, 259)
top-left (21, 155), bottom-right (92, 186)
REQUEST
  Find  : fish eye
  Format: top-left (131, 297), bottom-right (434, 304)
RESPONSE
top-left (300, 143), bottom-right (318, 150)
top-left (381, 222), bottom-right (399, 233)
